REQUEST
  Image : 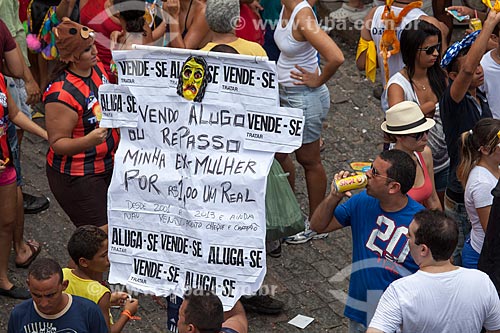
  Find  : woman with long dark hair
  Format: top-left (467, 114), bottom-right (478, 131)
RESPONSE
top-left (386, 19), bottom-right (449, 207)
top-left (458, 118), bottom-right (500, 269)
top-left (43, 19), bottom-right (119, 233)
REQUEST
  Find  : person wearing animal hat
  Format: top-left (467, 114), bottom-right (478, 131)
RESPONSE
top-left (43, 18), bottom-right (119, 233)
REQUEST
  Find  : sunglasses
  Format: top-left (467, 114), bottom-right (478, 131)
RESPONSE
top-left (370, 164), bottom-right (395, 182)
top-left (406, 130), bottom-right (429, 141)
top-left (418, 43), bottom-right (441, 55)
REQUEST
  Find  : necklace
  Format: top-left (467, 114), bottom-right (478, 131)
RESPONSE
top-left (412, 79), bottom-right (427, 91)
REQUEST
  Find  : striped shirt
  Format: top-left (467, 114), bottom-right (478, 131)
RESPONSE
top-left (43, 62), bottom-right (119, 176)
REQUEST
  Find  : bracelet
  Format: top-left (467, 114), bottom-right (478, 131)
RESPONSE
top-left (121, 310), bottom-right (141, 320)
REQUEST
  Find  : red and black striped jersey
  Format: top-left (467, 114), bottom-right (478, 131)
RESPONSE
top-left (0, 74), bottom-right (11, 165)
top-left (43, 62), bottom-right (119, 176)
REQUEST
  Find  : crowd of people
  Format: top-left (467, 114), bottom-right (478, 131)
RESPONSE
top-left (2, 0), bottom-right (500, 332)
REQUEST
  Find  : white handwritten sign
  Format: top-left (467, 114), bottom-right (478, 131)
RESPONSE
top-left (105, 48), bottom-right (302, 310)
top-left (99, 85), bottom-right (138, 128)
top-left (113, 49), bottom-right (279, 106)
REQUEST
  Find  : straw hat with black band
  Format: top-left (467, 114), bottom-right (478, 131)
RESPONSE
top-left (381, 101), bottom-right (435, 135)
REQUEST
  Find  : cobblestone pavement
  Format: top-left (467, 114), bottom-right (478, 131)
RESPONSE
top-left (0, 29), bottom-right (387, 332)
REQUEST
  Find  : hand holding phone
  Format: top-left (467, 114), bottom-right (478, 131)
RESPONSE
top-left (446, 8), bottom-right (470, 21)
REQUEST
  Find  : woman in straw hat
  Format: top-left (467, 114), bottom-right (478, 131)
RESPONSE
top-left (385, 19), bottom-right (448, 207)
top-left (457, 118), bottom-right (500, 269)
top-left (43, 18), bottom-right (119, 233)
top-left (381, 101), bottom-right (442, 210)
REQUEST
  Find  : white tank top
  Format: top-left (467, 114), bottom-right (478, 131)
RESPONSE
top-left (371, 5), bottom-right (425, 88)
top-left (274, 1), bottom-right (319, 87)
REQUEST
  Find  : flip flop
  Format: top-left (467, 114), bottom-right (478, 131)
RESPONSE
top-left (320, 138), bottom-right (326, 152)
top-left (0, 285), bottom-right (31, 299)
top-left (15, 240), bottom-right (42, 269)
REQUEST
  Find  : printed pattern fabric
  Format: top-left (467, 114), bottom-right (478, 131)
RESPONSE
top-left (334, 191), bottom-right (424, 326)
top-left (43, 62), bottom-right (119, 176)
top-left (0, 74), bottom-right (11, 164)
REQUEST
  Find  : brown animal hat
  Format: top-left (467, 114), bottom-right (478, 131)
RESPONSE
top-left (53, 18), bottom-right (95, 63)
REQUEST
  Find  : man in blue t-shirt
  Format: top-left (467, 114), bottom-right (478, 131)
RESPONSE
top-left (8, 258), bottom-right (108, 333)
top-left (311, 149), bottom-right (424, 331)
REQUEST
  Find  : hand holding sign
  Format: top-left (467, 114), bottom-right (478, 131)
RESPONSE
top-left (89, 127), bottom-right (109, 146)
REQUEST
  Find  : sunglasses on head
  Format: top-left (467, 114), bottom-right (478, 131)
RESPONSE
top-left (418, 43), bottom-right (441, 55)
top-left (406, 130), bottom-right (429, 141)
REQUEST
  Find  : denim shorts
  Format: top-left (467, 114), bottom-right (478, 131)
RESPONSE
top-left (6, 77), bottom-right (31, 123)
top-left (462, 236), bottom-right (480, 269)
top-left (279, 84), bottom-right (330, 144)
top-left (434, 166), bottom-right (449, 193)
top-left (444, 193), bottom-right (470, 266)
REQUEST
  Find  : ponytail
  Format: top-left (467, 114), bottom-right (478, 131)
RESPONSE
top-left (457, 119), bottom-right (500, 187)
top-left (457, 131), bottom-right (478, 187)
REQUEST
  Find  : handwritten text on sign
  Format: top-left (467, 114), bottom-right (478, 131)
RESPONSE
top-left (112, 49), bottom-right (279, 106)
top-left (104, 50), bottom-right (303, 310)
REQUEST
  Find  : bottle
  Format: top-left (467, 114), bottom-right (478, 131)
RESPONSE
top-left (334, 174), bottom-right (368, 192)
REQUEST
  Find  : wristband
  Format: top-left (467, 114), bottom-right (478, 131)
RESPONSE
top-left (121, 309), bottom-right (141, 320)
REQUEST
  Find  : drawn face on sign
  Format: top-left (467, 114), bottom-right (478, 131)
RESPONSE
top-left (177, 56), bottom-right (210, 102)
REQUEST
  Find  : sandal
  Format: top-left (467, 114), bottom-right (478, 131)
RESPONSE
top-left (0, 285), bottom-right (31, 299)
top-left (15, 240), bottom-right (42, 269)
top-left (320, 138), bottom-right (326, 152)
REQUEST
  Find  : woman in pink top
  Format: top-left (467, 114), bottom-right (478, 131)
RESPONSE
top-left (381, 101), bottom-right (442, 210)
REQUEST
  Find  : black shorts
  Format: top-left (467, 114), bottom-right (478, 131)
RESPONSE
top-left (46, 164), bottom-right (112, 228)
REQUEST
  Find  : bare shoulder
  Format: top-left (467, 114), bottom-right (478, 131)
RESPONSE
top-left (422, 145), bottom-right (434, 166)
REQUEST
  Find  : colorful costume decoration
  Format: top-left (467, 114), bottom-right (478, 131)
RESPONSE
top-left (483, 0), bottom-right (500, 11)
top-left (26, 0), bottom-right (79, 60)
top-left (380, 0), bottom-right (422, 85)
top-left (440, 30), bottom-right (480, 68)
top-left (356, 37), bottom-right (377, 82)
top-left (176, 56), bottom-right (211, 102)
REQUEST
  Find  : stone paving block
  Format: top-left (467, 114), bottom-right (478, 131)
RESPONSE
top-left (295, 269), bottom-right (328, 288)
top-left (310, 306), bottom-right (344, 329)
top-left (294, 290), bottom-right (325, 311)
top-left (281, 254), bottom-right (316, 273)
top-left (313, 282), bottom-right (340, 304)
top-left (266, 261), bottom-right (296, 283)
top-left (311, 259), bottom-right (340, 278)
top-left (328, 300), bottom-right (349, 319)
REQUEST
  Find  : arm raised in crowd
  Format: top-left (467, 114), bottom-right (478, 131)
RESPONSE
top-left (449, 10), bottom-right (500, 103)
